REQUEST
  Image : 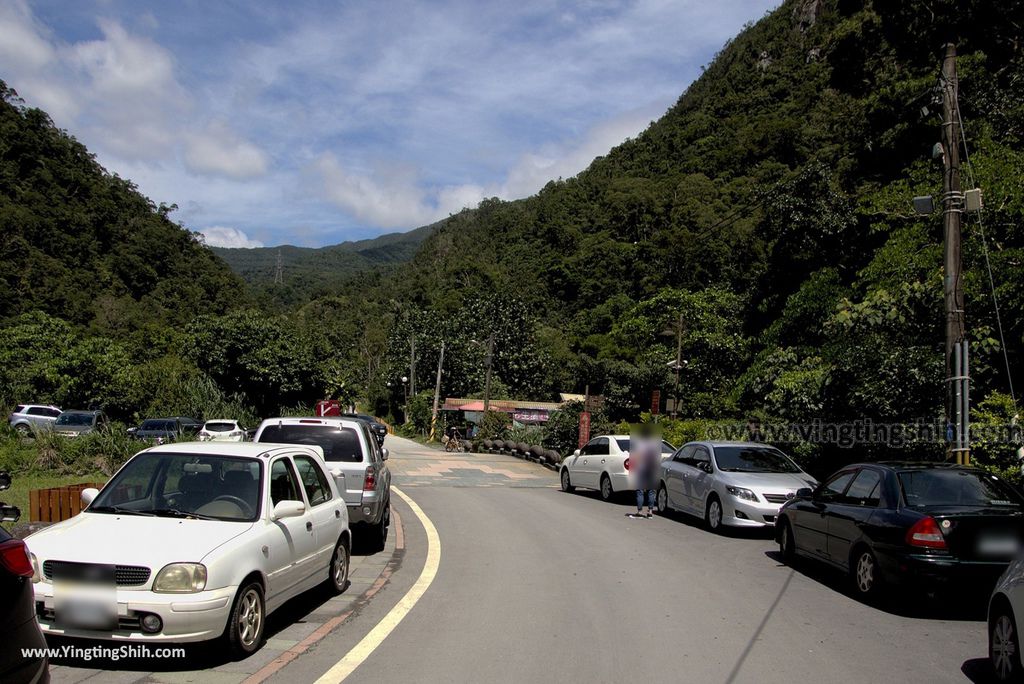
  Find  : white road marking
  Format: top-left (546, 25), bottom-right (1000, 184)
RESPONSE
top-left (313, 486), bottom-right (440, 684)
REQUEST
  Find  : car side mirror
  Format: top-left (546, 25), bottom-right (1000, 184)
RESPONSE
top-left (796, 487), bottom-right (813, 499)
top-left (0, 471), bottom-right (10, 491)
top-left (127, 427), bottom-right (138, 434)
top-left (271, 500), bottom-right (306, 520)
top-left (381, 448), bottom-right (390, 461)
top-left (573, 449), bottom-right (581, 457)
top-left (81, 487), bottom-right (100, 507)
top-left (0, 504), bottom-right (20, 523)
top-left (701, 462), bottom-right (713, 474)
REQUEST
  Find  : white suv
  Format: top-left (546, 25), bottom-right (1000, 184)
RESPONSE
top-left (254, 417), bottom-right (392, 552)
top-left (8, 404), bottom-right (62, 436)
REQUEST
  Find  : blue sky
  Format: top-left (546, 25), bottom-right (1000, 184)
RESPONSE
top-left (1, 0), bottom-right (779, 248)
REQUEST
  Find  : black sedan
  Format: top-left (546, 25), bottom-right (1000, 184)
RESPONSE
top-left (341, 413), bottom-right (387, 446)
top-left (776, 462), bottom-right (1024, 599)
top-left (0, 472), bottom-right (49, 684)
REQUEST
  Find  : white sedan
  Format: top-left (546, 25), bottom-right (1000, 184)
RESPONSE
top-left (560, 434), bottom-right (675, 501)
top-left (26, 442), bottom-right (351, 657)
top-left (198, 419), bottom-right (249, 442)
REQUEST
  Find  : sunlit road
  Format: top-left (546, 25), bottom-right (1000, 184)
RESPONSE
top-left (273, 436), bottom-right (991, 684)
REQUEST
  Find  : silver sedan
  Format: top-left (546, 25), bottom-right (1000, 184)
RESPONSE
top-left (657, 441), bottom-right (817, 532)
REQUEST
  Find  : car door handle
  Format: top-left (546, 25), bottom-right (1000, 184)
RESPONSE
top-left (306, 521), bottom-right (313, 532)
top-left (601, 459), bottom-right (606, 464)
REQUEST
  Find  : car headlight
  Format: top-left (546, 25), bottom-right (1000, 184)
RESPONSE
top-left (153, 563), bottom-right (207, 593)
top-left (726, 486), bottom-right (758, 502)
top-left (30, 552), bottom-right (40, 583)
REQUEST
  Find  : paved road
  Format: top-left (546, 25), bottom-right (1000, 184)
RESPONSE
top-left (46, 436), bottom-right (993, 683)
top-left (272, 436), bottom-right (992, 684)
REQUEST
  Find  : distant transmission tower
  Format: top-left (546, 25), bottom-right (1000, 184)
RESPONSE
top-left (273, 249), bottom-right (283, 284)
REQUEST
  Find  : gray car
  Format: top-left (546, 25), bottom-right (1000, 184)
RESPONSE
top-left (657, 441), bottom-right (818, 532)
top-left (254, 416), bottom-right (392, 551)
top-left (52, 410), bottom-right (109, 438)
top-left (7, 404), bottom-right (62, 436)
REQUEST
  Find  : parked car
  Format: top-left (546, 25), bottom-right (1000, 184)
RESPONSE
top-left (25, 442), bottom-right (350, 657)
top-left (129, 417), bottom-right (203, 443)
top-left (0, 471), bottom-right (50, 684)
top-left (777, 462), bottom-right (1024, 601)
top-left (560, 434), bottom-right (676, 501)
top-left (198, 420), bottom-right (250, 442)
top-left (7, 404), bottom-right (62, 437)
top-left (657, 441), bottom-right (817, 531)
top-left (340, 413), bottom-right (388, 447)
top-left (53, 410), bottom-right (108, 438)
top-left (990, 553), bottom-right (1024, 681)
top-left (254, 417), bottom-right (392, 551)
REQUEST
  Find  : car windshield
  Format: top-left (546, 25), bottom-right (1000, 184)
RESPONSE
top-left (56, 413), bottom-right (94, 426)
top-left (90, 452), bottom-right (262, 522)
top-left (713, 446), bottom-right (800, 473)
top-left (898, 470), bottom-right (1024, 508)
top-left (141, 420), bottom-right (173, 431)
top-left (614, 438), bottom-right (676, 453)
top-left (205, 422), bottom-right (236, 432)
top-left (258, 424), bottom-right (363, 462)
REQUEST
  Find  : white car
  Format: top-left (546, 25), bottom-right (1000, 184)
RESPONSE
top-left (560, 434), bottom-right (676, 501)
top-left (657, 441), bottom-right (817, 531)
top-left (199, 420), bottom-right (249, 442)
top-left (990, 555), bottom-right (1024, 681)
top-left (25, 442), bottom-right (351, 657)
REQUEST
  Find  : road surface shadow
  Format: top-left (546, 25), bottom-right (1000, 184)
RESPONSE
top-left (763, 549), bottom-right (989, 622)
top-left (962, 657), bottom-right (997, 683)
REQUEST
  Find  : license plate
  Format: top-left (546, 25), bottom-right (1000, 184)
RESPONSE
top-left (977, 536), bottom-right (1021, 558)
top-left (56, 596), bottom-right (117, 630)
top-left (53, 564), bottom-right (117, 631)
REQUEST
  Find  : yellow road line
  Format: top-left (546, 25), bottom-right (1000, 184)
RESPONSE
top-left (314, 486), bottom-right (441, 684)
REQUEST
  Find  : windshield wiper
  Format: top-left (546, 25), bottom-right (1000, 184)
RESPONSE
top-left (149, 508), bottom-right (215, 520)
top-left (88, 505), bottom-right (156, 516)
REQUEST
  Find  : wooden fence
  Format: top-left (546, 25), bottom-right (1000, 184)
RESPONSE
top-left (29, 482), bottom-right (104, 523)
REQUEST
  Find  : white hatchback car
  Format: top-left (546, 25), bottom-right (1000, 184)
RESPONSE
top-left (25, 442), bottom-right (351, 657)
top-left (560, 435), bottom-right (676, 501)
top-left (198, 420), bottom-right (249, 442)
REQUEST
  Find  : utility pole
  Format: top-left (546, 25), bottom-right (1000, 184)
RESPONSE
top-left (941, 43), bottom-right (968, 464)
top-left (483, 333), bottom-right (494, 414)
top-left (672, 313), bottom-right (684, 419)
top-left (430, 341), bottom-right (445, 441)
top-left (410, 337), bottom-right (417, 398)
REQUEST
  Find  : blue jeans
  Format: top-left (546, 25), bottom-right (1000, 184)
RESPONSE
top-left (636, 489), bottom-right (656, 510)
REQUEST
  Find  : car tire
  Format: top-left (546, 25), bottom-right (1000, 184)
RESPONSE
top-left (14, 423), bottom-right (31, 437)
top-left (560, 468), bottom-right (575, 493)
top-left (991, 600), bottom-right (1022, 682)
top-left (705, 495), bottom-right (723, 532)
top-left (327, 536), bottom-right (350, 595)
top-left (850, 546), bottom-right (882, 598)
top-left (367, 503), bottom-right (390, 553)
top-left (778, 518), bottom-right (796, 562)
top-left (600, 474), bottom-right (613, 501)
top-left (657, 485), bottom-right (670, 514)
top-left (226, 581), bottom-right (265, 658)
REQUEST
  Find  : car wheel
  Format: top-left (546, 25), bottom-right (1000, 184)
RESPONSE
top-left (705, 496), bottom-right (723, 532)
top-left (560, 468), bottom-right (575, 493)
top-left (991, 602), bottom-right (1022, 682)
top-left (851, 547), bottom-right (881, 598)
top-left (226, 581), bottom-right (265, 658)
top-left (778, 519), bottom-right (796, 562)
top-left (600, 474), bottom-right (613, 501)
top-left (657, 485), bottom-right (670, 514)
top-left (368, 504), bottom-right (390, 553)
top-left (328, 537), bottom-right (350, 594)
top-left (14, 423), bottom-right (30, 437)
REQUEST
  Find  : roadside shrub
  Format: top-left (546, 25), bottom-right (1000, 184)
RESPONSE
top-left (477, 410), bottom-right (512, 440)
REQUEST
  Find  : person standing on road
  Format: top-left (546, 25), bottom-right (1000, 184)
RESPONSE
top-left (633, 425), bottom-right (660, 518)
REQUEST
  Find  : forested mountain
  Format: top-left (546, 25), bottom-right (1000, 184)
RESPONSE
top-left (321, 0), bottom-right (1024, 464)
top-left (211, 224), bottom-right (436, 308)
top-left (0, 82), bottom-right (245, 334)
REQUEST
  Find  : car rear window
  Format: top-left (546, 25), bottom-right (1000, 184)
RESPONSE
top-left (258, 425), bottom-right (363, 462)
top-left (141, 420), bottom-right (174, 431)
top-left (15, 405), bottom-right (26, 413)
top-left (898, 470), bottom-right (1024, 508)
top-left (205, 422), bottom-right (236, 432)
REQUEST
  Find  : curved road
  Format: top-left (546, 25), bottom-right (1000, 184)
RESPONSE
top-left (275, 436), bottom-right (990, 684)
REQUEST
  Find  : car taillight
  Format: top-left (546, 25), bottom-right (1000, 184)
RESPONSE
top-left (624, 458), bottom-right (631, 471)
top-left (906, 516), bottom-right (947, 549)
top-left (0, 539), bottom-right (33, 578)
top-left (364, 466), bottom-right (376, 491)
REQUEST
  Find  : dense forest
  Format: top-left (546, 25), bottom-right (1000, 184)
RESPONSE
top-left (2, 0), bottom-right (1023, 473)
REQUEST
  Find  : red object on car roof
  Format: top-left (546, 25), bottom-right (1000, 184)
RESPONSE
top-left (315, 400), bottom-right (341, 417)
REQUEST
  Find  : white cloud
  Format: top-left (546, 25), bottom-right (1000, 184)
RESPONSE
top-left (201, 226), bottom-right (264, 248)
top-left (0, 1), bottom-right (54, 73)
top-left (185, 121), bottom-right (269, 179)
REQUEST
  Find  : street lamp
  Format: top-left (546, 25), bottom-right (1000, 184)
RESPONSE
top-left (401, 376), bottom-right (409, 423)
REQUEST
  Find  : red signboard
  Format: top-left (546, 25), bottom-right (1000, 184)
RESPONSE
top-left (578, 411), bottom-right (591, 449)
top-left (651, 390), bottom-right (661, 415)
